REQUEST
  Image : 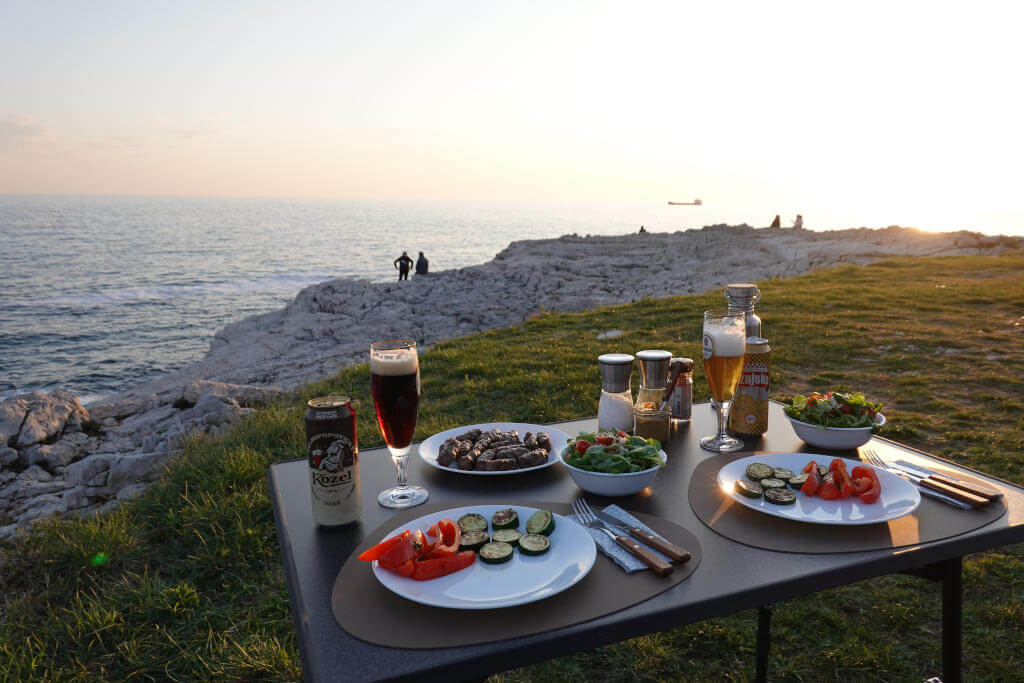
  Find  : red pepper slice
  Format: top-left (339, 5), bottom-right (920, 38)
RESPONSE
top-left (858, 478), bottom-right (882, 504)
top-left (377, 531), bottom-right (416, 569)
top-left (358, 529), bottom-right (410, 562)
top-left (392, 559), bottom-right (416, 577)
top-left (410, 529), bottom-right (431, 560)
top-left (801, 460), bottom-right (819, 475)
top-left (411, 550), bottom-right (476, 581)
top-left (426, 518), bottom-right (461, 559)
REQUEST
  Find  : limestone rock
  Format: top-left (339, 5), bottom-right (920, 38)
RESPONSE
top-left (0, 397), bottom-right (32, 444)
top-left (182, 380), bottom-right (285, 407)
top-left (13, 391), bottom-right (89, 448)
top-left (0, 446), bottom-right (18, 468)
top-left (66, 455), bottom-right (116, 488)
top-left (108, 452), bottom-right (168, 490)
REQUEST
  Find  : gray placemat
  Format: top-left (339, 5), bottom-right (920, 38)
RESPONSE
top-left (689, 452), bottom-right (1006, 554)
top-left (331, 500), bottom-right (701, 649)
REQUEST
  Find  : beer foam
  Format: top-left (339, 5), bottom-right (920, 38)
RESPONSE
top-left (704, 325), bottom-right (746, 356)
top-left (370, 349), bottom-right (419, 375)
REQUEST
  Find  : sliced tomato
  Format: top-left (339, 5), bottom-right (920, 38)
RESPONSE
top-left (800, 470), bottom-right (822, 496)
top-left (801, 460), bottom-right (819, 474)
top-left (852, 476), bottom-right (873, 495)
top-left (818, 481), bottom-right (841, 500)
top-left (851, 465), bottom-right (878, 482)
top-left (858, 478), bottom-right (882, 504)
top-left (358, 529), bottom-right (411, 562)
top-left (411, 550), bottom-right (476, 581)
top-left (595, 435), bottom-right (614, 445)
top-left (426, 518), bottom-right (461, 559)
top-left (616, 430), bottom-right (629, 438)
top-left (574, 440), bottom-right (591, 454)
top-left (831, 464), bottom-right (855, 499)
top-left (376, 530), bottom-right (415, 569)
top-left (391, 560), bottom-right (416, 577)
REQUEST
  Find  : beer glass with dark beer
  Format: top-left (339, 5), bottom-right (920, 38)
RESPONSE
top-left (700, 310), bottom-right (746, 452)
top-left (370, 340), bottom-right (428, 508)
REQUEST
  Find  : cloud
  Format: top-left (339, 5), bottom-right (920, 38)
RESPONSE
top-left (171, 128), bottom-right (208, 140)
top-left (88, 135), bottom-right (149, 150)
top-left (0, 116), bottom-right (49, 152)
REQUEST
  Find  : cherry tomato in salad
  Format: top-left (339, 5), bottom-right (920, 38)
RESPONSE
top-left (595, 435), bottom-right (615, 446)
top-left (410, 550), bottom-right (476, 581)
top-left (574, 440), bottom-right (591, 454)
top-left (840, 404), bottom-right (853, 414)
top-left (616, 431), bottom-right (629, 438)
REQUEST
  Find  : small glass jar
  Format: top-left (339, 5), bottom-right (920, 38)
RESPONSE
top-left (633, 404), bottom-right (671, 443)
top-left (668, 357), bottom-right (694, 422)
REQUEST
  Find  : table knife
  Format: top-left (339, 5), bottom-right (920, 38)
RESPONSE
top-left (596, 509), bottom-right (691, 563)
top-left (893, 469), bottom-right (991, 508)
top-left (889, 462), bottom-right (1002, 502)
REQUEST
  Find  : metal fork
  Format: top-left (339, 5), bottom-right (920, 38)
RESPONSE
top-left (862, 449), bottom-right (972, 510)
top-left (571, 498), bottom-right (673, 576)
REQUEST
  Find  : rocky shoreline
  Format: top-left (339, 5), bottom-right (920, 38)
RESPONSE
top-left (1, 224), bottom-right (1019, 538)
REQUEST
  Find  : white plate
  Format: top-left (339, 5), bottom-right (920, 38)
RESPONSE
top-left (418, 423), bottom-right (571, 476)
top-left (372, 504), bottom-right (597, 609)
top-left (716, 453), bottom-right (921, 526)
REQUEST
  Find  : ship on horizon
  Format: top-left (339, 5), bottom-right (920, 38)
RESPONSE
top-left (668, 199), bottom-right (702, 206)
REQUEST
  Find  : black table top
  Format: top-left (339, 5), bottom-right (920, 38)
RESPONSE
top-left (268, 402), bottom-right (1024, 682)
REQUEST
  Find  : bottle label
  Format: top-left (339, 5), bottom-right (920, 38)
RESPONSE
top-left (309, 432), bottom-right (360, 525)
top-left (702, 333), bottom-right (714, 360)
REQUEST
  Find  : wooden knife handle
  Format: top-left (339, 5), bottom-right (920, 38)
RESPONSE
top-left (628, 526), bottom-right (691, 563)
top-left (615, 535), bottom-right (674, 576)
top-left (919, 477), bottom-right (990, 508)
top-left (930, 474), bottom-right (1001, 501)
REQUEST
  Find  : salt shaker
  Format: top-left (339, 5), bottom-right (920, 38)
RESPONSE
top-left (597, 353), bottom-right (635, 433)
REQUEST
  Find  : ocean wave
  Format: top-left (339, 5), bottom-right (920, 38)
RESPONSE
top-left (10, 270), bottom-right (339, 308)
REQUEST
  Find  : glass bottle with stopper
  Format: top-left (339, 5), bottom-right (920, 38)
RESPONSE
top-left (597, 353), bottom-right (635, 433)
top-left (725, 282), bottom-right (762, 339)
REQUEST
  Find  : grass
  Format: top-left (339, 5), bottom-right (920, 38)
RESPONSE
top-left (1, 251), bottom-right (1023, 681)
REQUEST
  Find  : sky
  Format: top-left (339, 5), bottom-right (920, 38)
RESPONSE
top-left (2, 1), bottom-right (1023, 233)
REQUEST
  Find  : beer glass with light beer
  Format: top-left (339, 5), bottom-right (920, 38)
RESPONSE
top-left (700, 310), bottom-right (746, 452)
top-left (370, 340), bottom-right (428, 508)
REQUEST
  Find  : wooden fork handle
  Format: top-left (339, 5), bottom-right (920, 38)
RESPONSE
top-left (919, 477), bottom-right (990, 508)
top-left (615, 535), bottom-right (674, 576)
top-left (627, 526), bottom-right (691, 563)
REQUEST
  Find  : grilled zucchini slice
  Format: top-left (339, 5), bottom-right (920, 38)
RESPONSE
top-left (745, 463), bottom-right (774, 481)
top-left (765, 488), bottom-right (797, 505)
top-left (491, 508), bottom-right (519, 530)
top-left (772, 468), bottom-right (795, 481)
top-left (491, 528), bottom-right (523, 546)
top-left (459, 530), bottom-right (490, 552)
top-left (525, 509), bottom-right (555, 536)
top-left (788, 473), bottom-right (810, 489)
top-left (735, 479), bottom-right (764, 498)
top-left (518, 534), bottom-right (551, 556)
top-left (457, 513), bottom-right (488, 534)
top-left (760, 478), bottom-right (786, 490)
top-left (479, 541), bottom-right (515, 564)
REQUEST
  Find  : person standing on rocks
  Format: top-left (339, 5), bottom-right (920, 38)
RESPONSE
top-left (793, 214), bottom-right (804, 229)
top-left (394, 251), bottom-right (414, 281)
top-left (770, 215), bottom-right (781, 228)
top-left (415, 251), bottom-right (429, 276)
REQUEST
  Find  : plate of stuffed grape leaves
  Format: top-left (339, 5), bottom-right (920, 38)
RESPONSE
top-left (419, 423), bottom-right (572, 475)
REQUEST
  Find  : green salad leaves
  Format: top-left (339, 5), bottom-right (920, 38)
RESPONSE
top-left (562, 432), bottom-right (665, 473)
top-left (785, 391), bottom-right (882, 430)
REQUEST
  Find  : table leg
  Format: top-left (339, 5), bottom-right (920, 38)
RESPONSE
top-left (942, 556), bottom-right (963, 683)
top-left (755, 604), bottom-right (772, 683)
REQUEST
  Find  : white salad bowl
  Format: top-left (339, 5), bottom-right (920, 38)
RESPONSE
top-left (786, 413), bottom-right (886, 450)
top-left (560, 449), bottom-right (667, 496)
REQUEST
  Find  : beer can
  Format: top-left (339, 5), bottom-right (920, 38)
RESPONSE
top-left (306, 395), bottom-right (361, 526)
top-left (728, 338), bottom-right (770, 437)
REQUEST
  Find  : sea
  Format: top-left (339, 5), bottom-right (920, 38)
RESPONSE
top-left (0, 195), bottom-right (1016, 404)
